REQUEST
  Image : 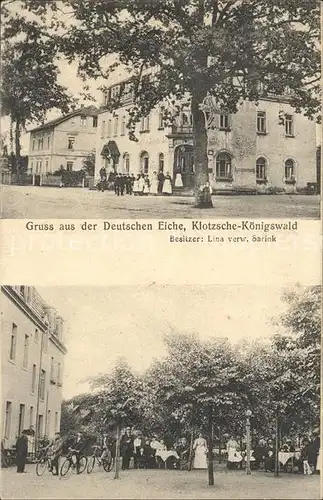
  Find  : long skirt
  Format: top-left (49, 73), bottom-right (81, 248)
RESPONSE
top-left (150, 179), bottom-right (158, 195)
top-left (162, 179), bottom-right (172, 194)
top-left (175, 173), bottom-right (183, 188)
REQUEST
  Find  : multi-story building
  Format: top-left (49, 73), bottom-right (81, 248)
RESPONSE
top-left (28, 105), bottom-right (98, 185)
top-left (95, 79), bottom-right (317, 193)
top-left (1, 286), bottom-right (67, 450)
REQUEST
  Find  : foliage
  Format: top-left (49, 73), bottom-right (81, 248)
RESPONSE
top-left (61, 286), bottom-right (321, 449)
top-left (0, 0), bottom-right (75, 170)
top-left (82, 151), bottom-right (96, 177)
top-left (53, 167), bottom-right (85, 187)
top-left (55, 0), bottom-right (320, 206)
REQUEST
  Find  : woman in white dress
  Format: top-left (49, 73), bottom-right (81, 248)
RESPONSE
top-left (162, 172), bottom-right (173, 195)
top-left (193, 433), bottom-right (208, 469)
top-left (227, 436), bottom-right (242, 469)
top-left (175, 170), bottom-right (183, 188)
top-left (133, 175), bottom-right (140, 195)
top-left (138, 174), bottom-right (145, 195)
top-left (150, 171), bottom-right (158, 195)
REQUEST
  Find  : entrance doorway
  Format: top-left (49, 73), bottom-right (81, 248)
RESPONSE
top-left (173, 145), bottom-right (194, 188)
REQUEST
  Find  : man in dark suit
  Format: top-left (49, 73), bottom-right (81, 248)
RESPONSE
top-left (157, 171), bottom-right (165, 194)
top-left (70, 432), bottom-right (85, 474)
top-left (120, 427), bottom-right (133, 470)
top-left (16, 430), bottom-right (28, 473)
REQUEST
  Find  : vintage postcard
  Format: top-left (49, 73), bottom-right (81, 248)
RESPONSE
top-left (0, 1), bottom-right (321, 499)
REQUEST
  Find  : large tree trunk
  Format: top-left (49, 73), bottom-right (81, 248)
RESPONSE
top-left (188, 426), bottom-right (194, 471)
top-left (14, 119), bottom-right (21, 175)
top-left (114, 424), bottom-right (121, 479)
top-left (191, 91), bottom-right (213, 208)
top-left (9, 118), bottom-right (14, 155)
top-left (207, 405), bottom-right (214, 486)
top-left (274, 413), bottom-right (279, 477)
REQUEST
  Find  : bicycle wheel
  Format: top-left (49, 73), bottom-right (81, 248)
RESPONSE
top-left (102, 458), bottom-right (113, 472)
top-left (87, 456), bottom-right (95, 474)
top-left (78, 456), bottom-right (87, 474)
top-left (60, 458), bottom-right (71, 477)
top-left (36, 457), bottom-right (48, 476)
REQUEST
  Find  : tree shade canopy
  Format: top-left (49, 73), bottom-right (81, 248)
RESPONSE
top-left (1, 0), bottom-right (320, 203)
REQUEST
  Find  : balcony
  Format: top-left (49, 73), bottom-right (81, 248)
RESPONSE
top-left (166, 124), bottom-right (193, 138)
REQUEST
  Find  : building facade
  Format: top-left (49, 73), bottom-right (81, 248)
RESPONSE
top-left (95, 81), bottom-right (317, 193)
top-left (1, 286), bottom-right (67, 449)
top-left (28, 106), bottom-right (98, 185)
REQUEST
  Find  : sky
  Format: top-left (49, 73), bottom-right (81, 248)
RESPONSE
top-left (37, 285), bottom-right (293, 400)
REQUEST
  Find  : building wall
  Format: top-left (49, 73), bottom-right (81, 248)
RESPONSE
top-left (95, 92), bottom-right (317, 191)
top-left (1, 287), bottom-right (66, 449)
top-left (95, 106), bottom-right (171, 179)
top-left (28, 113), bottom-right (97, 175)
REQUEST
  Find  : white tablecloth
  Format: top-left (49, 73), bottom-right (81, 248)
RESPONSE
top-left (278, 451), bottom-right (301, 466)
top-left (156, 450), bottom-right (179, 462)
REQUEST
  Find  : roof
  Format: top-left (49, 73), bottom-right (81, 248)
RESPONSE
top-left (28, 105), bottom-right (98, 133)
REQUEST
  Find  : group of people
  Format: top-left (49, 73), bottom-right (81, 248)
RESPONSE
top-left (226, 433), bottom-right (320, 474)
top-left (98, 167), bottom-right (185, 196)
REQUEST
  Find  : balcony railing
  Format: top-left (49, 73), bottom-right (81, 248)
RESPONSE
top-left (169, 124), bottom-right (193, 135)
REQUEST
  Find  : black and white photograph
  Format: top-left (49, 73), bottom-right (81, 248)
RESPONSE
top-left (1, 284), bottom-right (321, 499)
top-left (0, 0), bottom-right (321, 219)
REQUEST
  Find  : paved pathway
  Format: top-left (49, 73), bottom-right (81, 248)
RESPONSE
top-left (1, 465), bottom-right (321, 499)
top-left (1, 185), bottom-right (320, 219)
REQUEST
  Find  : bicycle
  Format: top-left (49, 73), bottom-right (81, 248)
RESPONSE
top-left (36, 450), bottom-right (55, 476)
top-left (87, 445), bottom-right (113, 474)
top-left (60, 447), bottom-right (87, 477)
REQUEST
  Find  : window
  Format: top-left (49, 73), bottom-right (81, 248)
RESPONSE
top-left (101, 120), bottom-right (106, 138)
top-left (32, 139), bottom-right (36, 151)
top-left (121, 116), bottom-right (126, 136)
top-left (158, 107), bottom-right (165, 129)
top-left (31, 364), bottom-right (37, 393)
top-left (113, 116), bottom-right (119, 136)
top-left (256, 157), bottom-right (267, 182)
top-left (45, 160), bottom-right (49, 172)
top-left (57, 362), bottom-right (62, 386)
top-left (257, 111), bottom-right (267, 134)
top-left (4, 402), bottom-right (12, 439)
top-left (111, 85), bottom-right (120, 99)
top-left (46, 410), bottom-right (51, 437)
top-left (37, 414), bottom-right (44, 438)
top-left (140, 151), bottom-right (149, 174)
top-left (9, 323), bottom-right (17, 361)
top-left (285, 114), bottom-right (294, 136)
top-left (66, 162), bottom-right (73, 172)
top-left (80, 116), bottom-right (87, 127)
top-left (18, 404), bottom-right (25, 436)
top-left (285, 159), bottom-right (295, 181)
top-left (29, 406), bottom-right (34, 428)
top-left (219, 114), bottom-right (230, 130)
top-left (107, 120), bottom-right (112, 138)
top-left (93, 116), bottom-right (98, 128)
top-left (30, 161), bottom-right (34, 171)
top-left (50, 357), bottom-right (55, 382)
top-left (43, 332), bottom-right (48, 352)
top-left (54, 412), bottom-right (58, 432)
top-left (39, 370), bottom-right (46, 400)
top-left (47, 136), bottom-right (50, 148)
top-left (35, 329), bottom-right (39, 343)
top-left (140, 115), bottom-right (150, 132)
top-left (158, 153), bottom-right (164, 173)
top-left (216, 153), bottom-right (232, 179)
top-left (123, 153), bottom-right (130, 173)
top-left (23, 334), bottom-right (29, 368)
top-left (67, 137), bottom-right (75, 150)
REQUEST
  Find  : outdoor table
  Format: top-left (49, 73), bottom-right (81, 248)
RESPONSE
top-left (278, 451), bottom-right (301, 468)
top-left (155, 450), bottom-right (179, 463)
